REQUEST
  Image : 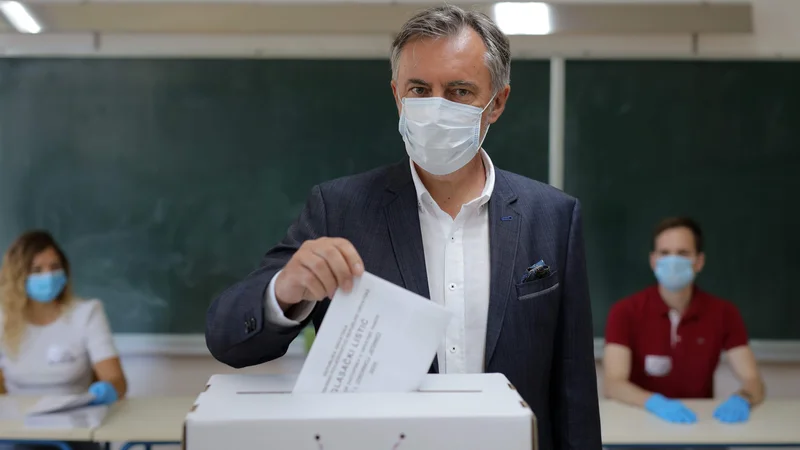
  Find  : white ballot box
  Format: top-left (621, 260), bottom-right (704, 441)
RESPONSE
top-left (184, 373), bottom-right (537, 450)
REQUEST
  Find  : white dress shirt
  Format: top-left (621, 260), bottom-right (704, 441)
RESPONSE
top-left (264, 150), bottom-right (495, 374)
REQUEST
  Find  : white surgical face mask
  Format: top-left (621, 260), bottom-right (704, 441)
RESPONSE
top-left (398, 95), bottom-right (494, 176)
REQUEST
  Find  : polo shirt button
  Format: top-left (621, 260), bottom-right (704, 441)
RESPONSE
top-left (448, 283), bottom-right (456, 291)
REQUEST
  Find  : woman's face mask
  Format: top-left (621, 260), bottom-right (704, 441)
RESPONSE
top-left (26, 270), bottom-right (67, 303)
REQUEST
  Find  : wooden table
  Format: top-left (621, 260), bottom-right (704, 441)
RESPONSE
top-left (0, 396), bottom-right (93, 449)
top-left (601, 399), bottom-right (800, 447)
top-left (93, 397), bottom-right (196, 450)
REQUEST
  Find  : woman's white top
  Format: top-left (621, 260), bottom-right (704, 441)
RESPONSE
top-left (0, 299), bottom-right (118, 395)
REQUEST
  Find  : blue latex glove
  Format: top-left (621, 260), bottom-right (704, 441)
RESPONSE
top-left (644, 393), bottom-right (697, 424)
top-left (713, 394), bottom-right (750, 423)
top-left (88, 381), bottom-right (118, 406)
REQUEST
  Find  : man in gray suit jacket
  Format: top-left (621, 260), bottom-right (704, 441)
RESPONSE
top-left (206, 4), bottom-right (601, 449)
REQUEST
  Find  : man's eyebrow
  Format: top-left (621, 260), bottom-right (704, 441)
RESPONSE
top-left (407, 78), bottom-right (431, 87)
top-left (447, 80), bottom-right (480, 89)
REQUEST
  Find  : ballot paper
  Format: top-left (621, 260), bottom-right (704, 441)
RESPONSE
top-left (293, 271), bottom-right (453, 394)
top-left (26, 393), bottom-right (96, 415)
top-left (25, 393), bottom-right (109, 429)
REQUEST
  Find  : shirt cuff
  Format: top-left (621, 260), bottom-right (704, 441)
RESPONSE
top-left (263, 270), bottom-right (315, 327)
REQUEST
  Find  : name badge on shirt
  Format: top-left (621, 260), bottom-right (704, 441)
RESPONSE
top-left (46, 345), bottom-right (77, 365)
top-left (644, 354), bottom-right (672, 377)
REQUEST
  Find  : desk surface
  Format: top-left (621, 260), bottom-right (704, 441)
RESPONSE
top-left (3, 395), bottom-right (799, 446)
top-left (98, 397), bottom-right (800, 446)
top-left (0, 396), bottom-right (93, 441)
top-left (92, 396), bottom-right (196, 443)
top-left (601, 399), bottom-right (800, 446)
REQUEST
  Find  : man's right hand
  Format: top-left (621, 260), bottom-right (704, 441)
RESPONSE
top-left (644, 393), bottom-right (697, 424)
top-left (274, 237), bottom-right (364, 310)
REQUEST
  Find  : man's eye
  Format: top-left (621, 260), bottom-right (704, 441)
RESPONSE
top-left (410, 87), bottom-right (426, 95)
top-left (455, 89), bottom-right (470, 97)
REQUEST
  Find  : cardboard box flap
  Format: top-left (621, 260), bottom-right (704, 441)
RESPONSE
top-left (416, 373), bottom-right (517, 393)
top-left (202, 373), bottom-right (519, 396)
top-left (205, 373), bottom-right (297, 394)
top-left (187, 391), bottom-right (531, 422)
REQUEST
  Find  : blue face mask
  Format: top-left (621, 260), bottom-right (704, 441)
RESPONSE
top-left (26, 270), bottom-right (68, 303)
top-left (654, 255), bottom-right (695, 292)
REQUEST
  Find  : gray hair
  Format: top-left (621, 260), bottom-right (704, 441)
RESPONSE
top-left (390, 4), bottom-right (511, 93)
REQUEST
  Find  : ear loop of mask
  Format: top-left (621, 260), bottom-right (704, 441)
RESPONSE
top-left (476, 91), bottom-right (498, 149)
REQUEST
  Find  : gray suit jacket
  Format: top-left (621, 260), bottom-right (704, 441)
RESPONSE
top-left (206, 159), bottom-right (602, 450)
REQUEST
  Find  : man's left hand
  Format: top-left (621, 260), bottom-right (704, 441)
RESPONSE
top-left (713, 394), bottom-right (750, 423)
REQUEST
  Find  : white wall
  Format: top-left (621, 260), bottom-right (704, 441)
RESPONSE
top-left (3, 0), bottom-right (800, 58)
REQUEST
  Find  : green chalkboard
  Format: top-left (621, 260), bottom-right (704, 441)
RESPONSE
top-left (565, 60), bottom-right (800, 340)
top-left (0, 58), bottom-right (549, 334)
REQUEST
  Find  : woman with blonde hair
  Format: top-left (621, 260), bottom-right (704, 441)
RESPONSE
top-left (0, 230), bottom-right (126, 449)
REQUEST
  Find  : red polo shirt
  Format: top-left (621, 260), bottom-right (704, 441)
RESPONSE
top-left (605, 285), bottom-right (749, 399)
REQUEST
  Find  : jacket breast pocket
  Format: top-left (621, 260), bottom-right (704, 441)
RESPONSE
top-left (515, 270), bottom-right (560, 301)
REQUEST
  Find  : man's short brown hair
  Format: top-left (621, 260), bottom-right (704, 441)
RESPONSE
top-left (652, 217), bottom-right (704, 253)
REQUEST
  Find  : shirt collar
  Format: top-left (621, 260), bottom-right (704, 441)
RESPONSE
top-left (647, 284), bottom-right (706, 320)
top-left (409, 149), bottom-right (496, 209)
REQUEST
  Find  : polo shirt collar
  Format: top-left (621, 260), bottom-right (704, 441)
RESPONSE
top-left (683, 288), bottom-right (707, 320)
top-left (648, 284), bottom-right (707, 320)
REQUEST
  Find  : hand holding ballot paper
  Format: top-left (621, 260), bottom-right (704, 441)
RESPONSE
top-left (268, 237), bottom-right (453, 393)
top-left (293, 271), bottom-right (453, 394)
top-left (274, 237), bottom-right (365, 307)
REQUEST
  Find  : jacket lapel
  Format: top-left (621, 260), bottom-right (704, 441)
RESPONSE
top-left (484, 172), bottom-right (520, 369)
top-left (383, 160), bottom-right (521, 373)
top-left (384, 159), bottom-right (438, 373)
top-left (383, 159), bottom-right (430, 300)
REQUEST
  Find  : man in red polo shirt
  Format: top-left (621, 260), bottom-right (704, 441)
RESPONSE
top-left (603, 217), bottom-right (765, 424)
